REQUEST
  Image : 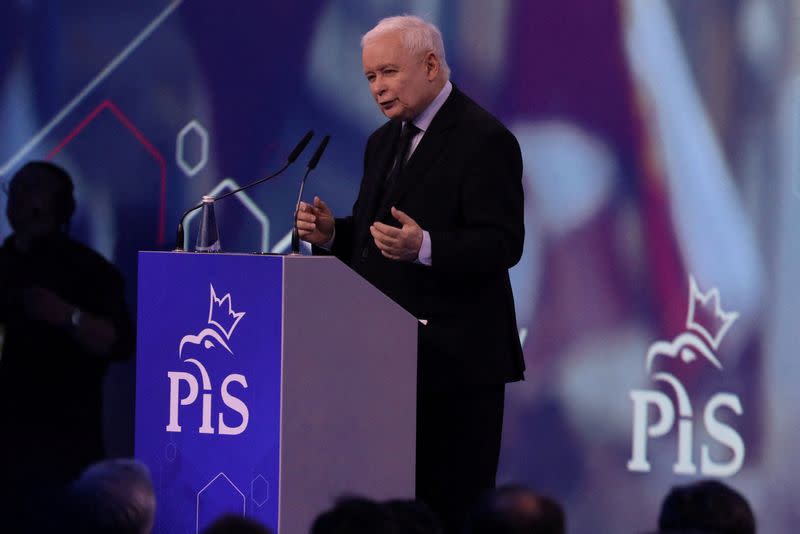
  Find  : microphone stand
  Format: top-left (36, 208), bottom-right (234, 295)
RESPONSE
top-left (174, 130), bottom-right (314, 251)
top-left (290, 167), bottom-right (313, 255)
top-left (291, 135), bottom-right (331, 255)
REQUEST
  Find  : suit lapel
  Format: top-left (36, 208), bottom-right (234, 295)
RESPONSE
top-left (375, 87), bottom-right (462, 222)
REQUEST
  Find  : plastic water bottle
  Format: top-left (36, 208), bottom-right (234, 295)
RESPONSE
top-left (195, 195), bottom-right (221, 252)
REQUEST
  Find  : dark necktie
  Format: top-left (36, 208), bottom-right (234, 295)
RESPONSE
top-left (380, 122), bottom-right (420, 205)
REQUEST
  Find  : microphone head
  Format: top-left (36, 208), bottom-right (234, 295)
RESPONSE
top-left (307, 135), bottom-right (331, 170)
top-left (287, 130), bottom-right (314, 163)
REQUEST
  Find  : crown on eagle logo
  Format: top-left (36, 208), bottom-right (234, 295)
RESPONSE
top-left (208, 284), bottom-right (245, 340)
top-left (686, 276), bottom-right (738, 351)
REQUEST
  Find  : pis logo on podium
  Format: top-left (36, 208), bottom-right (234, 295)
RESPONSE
top-left (628, 275), bottom-right (745, 477)
top-left (166, 284), bottom-right (250, 436)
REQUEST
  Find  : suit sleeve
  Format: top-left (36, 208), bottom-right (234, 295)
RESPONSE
top-left (328, 215), bottom-right (354, 264)
top-left (428, 127), bottom-right (524, 274)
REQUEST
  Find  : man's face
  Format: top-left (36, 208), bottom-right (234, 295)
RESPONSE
top-left (362, 32), bottom-right (437, 121)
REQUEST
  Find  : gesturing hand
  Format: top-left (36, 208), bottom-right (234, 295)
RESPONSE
top-left (370, 207), bottom-right (423, 262)
top-left (296, 196), bottom-right (335, 246)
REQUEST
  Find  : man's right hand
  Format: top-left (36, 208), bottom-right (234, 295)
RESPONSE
top-left (296, 196), bottom-right (335, 246)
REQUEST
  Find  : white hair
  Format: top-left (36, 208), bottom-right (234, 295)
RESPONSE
top-left (361, 15), bottom-right (450, 79)
top-left (70, 459), bottom-right (156, 534)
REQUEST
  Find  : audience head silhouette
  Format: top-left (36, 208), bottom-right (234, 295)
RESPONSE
top-left (658, 479), bottom-right (755, 534)
top-left (6, 161), bottom-right (75, 243)
top-left (311, 496), bottom-right (398, 534)
top-left (200, 514), bottom-right (274, 534)
top-left (68, 459), bottom-right (156, 534)
top-left (384, 499), bottom-right (442, 534)
top-left (468, 484), bottom-right (565, 534)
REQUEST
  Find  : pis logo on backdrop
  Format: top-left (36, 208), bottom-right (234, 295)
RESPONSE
top-left (166, 284), bottom-right (250, 435)
top-left (628, 275), bottom-right (745, 477)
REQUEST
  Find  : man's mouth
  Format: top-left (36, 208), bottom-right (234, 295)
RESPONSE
top-left (379, 99), bottom-right (396, 108)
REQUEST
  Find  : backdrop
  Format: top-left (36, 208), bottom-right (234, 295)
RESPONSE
top-left (1, 1), bottom-right (798, 532)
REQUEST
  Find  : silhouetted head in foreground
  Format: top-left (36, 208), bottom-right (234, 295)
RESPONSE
top-left (384, 499), bottom-right (442, 534)
top-left (68, 459), bottom-right (156, 534)
top-left (468, 484), bottom-right (565, 534)
top-left (311, 496), bottom-right (398, 534)
top-left (200, 514), bottom-right (274, 534)
top-left (658, 479), bottom-right (755, 534)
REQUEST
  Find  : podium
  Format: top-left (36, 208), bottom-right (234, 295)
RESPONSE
top-left (134, 252), bottom-right (418, 534)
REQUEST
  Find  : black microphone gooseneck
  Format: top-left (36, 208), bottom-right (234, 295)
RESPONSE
top-left (174, 130), bottom-right (314, 251)
top-left (291, 135), bottom-right (331, 255)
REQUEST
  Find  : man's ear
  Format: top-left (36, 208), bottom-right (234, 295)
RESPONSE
top-left (425, 52), bottom-right (440, 81)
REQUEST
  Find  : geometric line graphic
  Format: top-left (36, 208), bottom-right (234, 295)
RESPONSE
top-left (177, 120), bottom-right (210, 177)
top-left (250, 474), bottom-right (269, 507)
top-left (164, 441), bottom-right (177, 462)
top-left (0, 0), bottom-right (184, 178)
top-left (269, 229), bottom-right (294, 254)
top-left (45, 99), bottom-right (168, 244)
top-left (197, 472), bottom-right (246, 534)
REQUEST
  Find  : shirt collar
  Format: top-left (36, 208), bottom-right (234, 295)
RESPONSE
top-left (408, 80), bottom-right (452, 133)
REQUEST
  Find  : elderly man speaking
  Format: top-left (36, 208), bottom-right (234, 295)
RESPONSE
top-left (297, 15), bottom-right (525, 532)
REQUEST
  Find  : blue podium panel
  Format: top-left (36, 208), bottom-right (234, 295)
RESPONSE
top-left (135, 252), bottom-right (283, 534)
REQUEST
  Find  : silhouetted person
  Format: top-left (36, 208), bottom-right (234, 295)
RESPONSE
top-left (310, 496), bottom-right (398, 534)
top-left (467, 485), bottom-right (565, 534)
top-left (0, 161), bottom-right (134, 528)
top-left (657, 479), bottom-right (756, 534)
top-left (68, 459), bottom-right (156, 534)
top-left (201, 514), bottom-right (274, 534)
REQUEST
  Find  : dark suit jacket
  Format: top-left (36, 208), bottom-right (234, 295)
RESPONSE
top-left (332, 85), bottom-right (525, 391)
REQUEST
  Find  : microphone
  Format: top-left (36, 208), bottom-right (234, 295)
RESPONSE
top-left (291, 135), bottom-right (331, 254)
top-left (306, 135), bottom-right (330, 170)
top-left (174, 130), bottom-right (314, 251)
top-left (287, 130), bottom-right (315, 164)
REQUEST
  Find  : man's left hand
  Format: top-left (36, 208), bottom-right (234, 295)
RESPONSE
top-left (370, 207), bottom-right (423, 262)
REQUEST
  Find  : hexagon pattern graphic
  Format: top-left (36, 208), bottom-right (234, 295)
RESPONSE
top-left (197, 472), bottom-right (246, 534)
top-left (177, 119), bottom-right (209, 177)
top-left (165, 441), bottom-right (177, 462)
top-left (251, 474), bottom-right (269, 508)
